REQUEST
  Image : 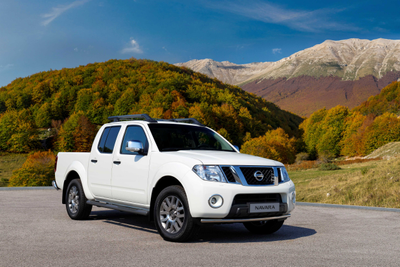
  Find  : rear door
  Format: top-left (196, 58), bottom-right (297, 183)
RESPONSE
top-left (88, 126), bottom-right (121, 199)
top-left (111, 125), bottom-right (150, 205)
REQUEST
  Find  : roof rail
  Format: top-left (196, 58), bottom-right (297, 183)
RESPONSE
top-left (108, 114), bottom-right (205, 126)
top-left (166, 118), bottom-right (205, 127)
top-left (108, 114), bottom-right (157, 123)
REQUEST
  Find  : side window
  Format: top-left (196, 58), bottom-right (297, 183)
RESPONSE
top-left (121, 126), bottom-right (149, 155)
top-left (98, 126), bottom-right (121, 153)
top-left (98, 128), bottom-right (110, 152)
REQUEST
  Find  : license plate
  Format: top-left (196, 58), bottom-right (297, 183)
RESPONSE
top-left (249, 203), bottom-right (280, 213)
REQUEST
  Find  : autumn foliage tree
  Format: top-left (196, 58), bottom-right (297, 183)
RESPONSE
top-left (363, 113), bottom-right (400, 154)
top-left (55, 112), bottom-right (97, 152)
top-left (9, 151), bottom-right (56, 186)
top-left (73, 115), bottom-right (98, 152)
top-left (340, 113), bottom-right (374, 156)
top-left (241, 128), bottom-right (297, 164)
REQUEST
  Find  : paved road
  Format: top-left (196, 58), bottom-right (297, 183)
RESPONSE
top-left (1, 190), bottom-right (399, 266)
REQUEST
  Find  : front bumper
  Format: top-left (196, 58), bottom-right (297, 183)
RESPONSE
top-left (184, 171), bottom-right (296, 219)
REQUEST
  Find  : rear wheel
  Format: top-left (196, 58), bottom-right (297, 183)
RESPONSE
top-left (243, 219), bottom-right (284, 234)
top-left (154, 185), bottom-right (199, 242)
top-left (65, 179), bottom-right (92, 220)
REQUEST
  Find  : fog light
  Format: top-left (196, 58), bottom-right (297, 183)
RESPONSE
top-left (208, 194), bottom-right (223, 208)
top-left (291, 191), bottom-right (296, 204)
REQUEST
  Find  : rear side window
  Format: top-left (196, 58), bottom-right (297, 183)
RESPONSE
top-left (98, 126), bottom-right (121, 153)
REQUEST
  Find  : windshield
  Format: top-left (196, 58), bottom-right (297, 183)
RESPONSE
top-left (148, 124), bottom-right (235, 152)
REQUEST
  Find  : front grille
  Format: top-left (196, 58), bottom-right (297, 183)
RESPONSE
top-left (240, 167), bottom-right (274, 185)
top-left (233, 193), bottom-right (281, 205)
top-left (221, 167), bottom-right (236, 183)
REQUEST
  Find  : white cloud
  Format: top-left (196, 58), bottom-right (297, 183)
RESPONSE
top-left (0, 64), bottom-right (14, 72)
top-left (41, 0), bottom-right (90, 26)
top-left (272, 48), bottom-right (282, 54)
top-left (207, 1), bottom-right (359, 32)
top-left (121, 38), bottom-right (143, 54)
top-left (74, 47), bottom-right (78, 52)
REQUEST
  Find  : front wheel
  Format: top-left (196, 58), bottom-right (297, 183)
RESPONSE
top-left (65, 179), bottom-right (92, 220)
top-left (243, 219), bottom-right (284, 234)
top-left (154, 185), bottom-right (199, 242)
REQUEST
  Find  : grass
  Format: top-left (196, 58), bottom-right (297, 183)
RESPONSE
top-left (364, 142), bottom-right (400, 159)
top-left (288, 157), bottom-right (400, 208)
top-left (0, 153), bottom-right (28, 187)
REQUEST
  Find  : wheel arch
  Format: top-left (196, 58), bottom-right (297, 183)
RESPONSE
top-left (62, 160), bottom-right (94, 203)
top-left (62, 171), bottom-right (80, 204)
top-left (149, 176), bottom-right (183, 221)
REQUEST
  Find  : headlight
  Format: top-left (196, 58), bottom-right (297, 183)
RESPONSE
top-left (281, 167), bottom-right (291, 183)
top-left (192, 165), bottom-right (227, 183)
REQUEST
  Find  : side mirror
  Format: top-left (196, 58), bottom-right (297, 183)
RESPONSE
top-left (233, 145), bottom-right (240, 152)
top-left (126, 140), bottom-right (145, 154)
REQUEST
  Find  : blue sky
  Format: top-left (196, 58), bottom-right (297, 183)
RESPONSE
top-left (1, 0), bottom-right (400, 87)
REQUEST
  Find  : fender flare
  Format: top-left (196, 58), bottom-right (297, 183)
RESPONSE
top-left (149, 162), bottom-right (195, 210)
top-left (62, 161), bottom-right (94, 203)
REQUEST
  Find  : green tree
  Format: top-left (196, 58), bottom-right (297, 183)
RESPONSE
top-left (0, 109), bottom-right (37, 152)
top-left (316, 106), bottom-right (349, 156)
top-left (35, 102), bottom-right (52, 128)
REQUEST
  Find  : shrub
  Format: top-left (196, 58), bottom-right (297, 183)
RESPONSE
top-left (0, 178), bottom-right (9, 187)
top-left (318, 151), bottom-right (335, 163)
top-left (295, 152), bottom-right (309, 163)
top-left (319, 163), bottom-right (341, 171)
top-left (360, 167), bottom-right (370, 175)
top-left (9, 151), bottom-right (56, 186)
top-left (287, 160), bottom-right (318, 171)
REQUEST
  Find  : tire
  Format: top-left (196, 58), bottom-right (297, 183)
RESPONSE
top-left (243, 219), bottom-right (284, 234)
top-left (65, 179), bottom-right (92, 220)
top-left (154, 185), bottom-right (199, 242)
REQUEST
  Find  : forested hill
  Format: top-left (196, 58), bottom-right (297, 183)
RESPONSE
top-left (0, 59), bottom-right (302, 152)
top-left (301, 81), bottom-right (400, 158)
top-left (353, 81), bottom-right (400, 116)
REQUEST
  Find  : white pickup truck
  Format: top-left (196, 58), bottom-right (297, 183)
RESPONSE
top-left (54, 114), bottom-right (296, 242)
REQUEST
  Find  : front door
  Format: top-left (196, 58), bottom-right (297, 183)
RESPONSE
top-left (111, 125), bottom-right (150, 205)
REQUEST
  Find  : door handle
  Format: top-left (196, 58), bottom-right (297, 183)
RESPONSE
top-left (113, 161), bottom-right (121, 165)
top-left (91, 159), bottom-right (98, 163)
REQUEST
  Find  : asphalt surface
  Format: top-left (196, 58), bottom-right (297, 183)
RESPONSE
top-left (1, 190), bottom-right (399, 266)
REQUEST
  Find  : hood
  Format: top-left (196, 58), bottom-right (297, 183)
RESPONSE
top-left (171, 151), bottom-right (283, 166)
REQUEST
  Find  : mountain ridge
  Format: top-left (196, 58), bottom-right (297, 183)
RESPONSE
top-left (176, 38), bottom-right (400, 116)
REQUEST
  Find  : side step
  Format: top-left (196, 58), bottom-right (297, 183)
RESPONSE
top-left (87, 200), bottom-right (149, 216)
